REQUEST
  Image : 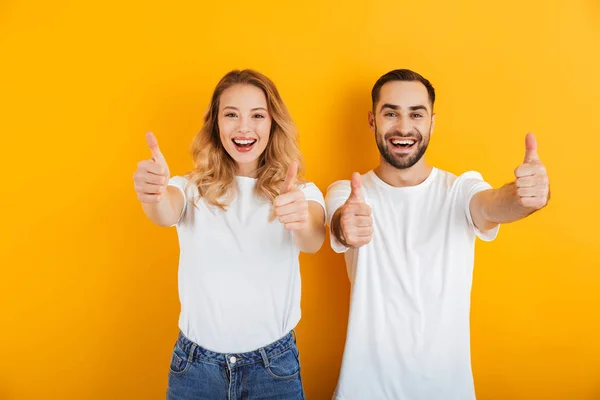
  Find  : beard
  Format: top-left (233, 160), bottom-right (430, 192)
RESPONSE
top-left (375, 125), bottom-right (430, 170)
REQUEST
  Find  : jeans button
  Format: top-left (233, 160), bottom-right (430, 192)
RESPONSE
top-left (229, 356), bottom-right (237, 364)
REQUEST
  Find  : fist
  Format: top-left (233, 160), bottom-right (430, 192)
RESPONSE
top-left (133, 132), bottom-right (171, 203)
top-left (274, 162), bottom-right (309, 231)
top-left (514, 133), bottom-right (549, 210)
top-left (338, 173), bottom-right (373, 247)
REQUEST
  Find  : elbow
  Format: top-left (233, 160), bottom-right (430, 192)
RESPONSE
top-left (302, 240), bottom-right (324, 254)
top-left (155, 221), bottom-right (175, 228)
top-left (297, 227), bottom-right (326, 254)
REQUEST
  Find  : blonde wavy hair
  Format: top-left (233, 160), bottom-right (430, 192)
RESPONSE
top-left (187, 69), bottom-right (304, 210)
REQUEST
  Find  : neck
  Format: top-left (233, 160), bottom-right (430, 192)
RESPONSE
top-left (374, 157), bottom-right (432, 187)
top-left (236, 161), bottom-right (259, 178)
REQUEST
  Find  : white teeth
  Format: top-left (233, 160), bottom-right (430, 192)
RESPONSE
top-left (233, 139), bottom-right (256, 145)
top-left (391, 139), bottom-right (415, 145)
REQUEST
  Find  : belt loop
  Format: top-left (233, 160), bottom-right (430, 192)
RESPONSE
top-left (259, 347), bottom-right (270, 367)
top-left (187, 343), bottom-right (197, 363)
top-left (291, 329), bottom-right (297, 343)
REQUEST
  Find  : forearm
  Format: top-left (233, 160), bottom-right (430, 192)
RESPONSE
top-left (293, 203), bottom-right (326, 253)
top-left (480, 182), bottom-right (538, 225)
top-left (329, 208), bottom-right (349, 247)
top-left (477, 132), bottom-right (550, 227)
top-left (142, 186), bottom-right (183, 227)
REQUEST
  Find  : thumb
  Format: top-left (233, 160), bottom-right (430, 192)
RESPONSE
top-left (146, 132), bottom-right (167, 166)
top-left (280, 161), bottom-right (298, 194)
top-left (348, 172), bottom-right (365, 202)
top-left (523, 132), bottom-right (539, 163)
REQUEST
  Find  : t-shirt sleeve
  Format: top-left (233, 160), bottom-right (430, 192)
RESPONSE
top-left (299, 181), bottom-right (326, 213)
top-left (167, 175), bottom-right (189, 227)
top-left (456, 171), bottom-right (499, 242)
top-left (325, 180), bottom-right (352, 253)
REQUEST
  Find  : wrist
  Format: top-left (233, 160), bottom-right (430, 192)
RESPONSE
top-left (332, 209), bottom-right (350, 247)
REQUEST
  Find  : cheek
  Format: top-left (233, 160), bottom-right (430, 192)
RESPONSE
top-left (380, 124), bottom-right (396, 137)
top-left (420, 119), bottom-right (432, 129)
top-left (258, 119), bottom-right (272, 140)
top-left (218, 119), bottom-right (233, 137)
top-left (379, 119), bottom-right (395, 132)
top-left (218, 122), bottom-right (235, 149)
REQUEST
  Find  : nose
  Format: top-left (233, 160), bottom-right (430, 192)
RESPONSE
top-left (238, 116), bottom-right (251, 134)
top-left (395, 117), bottom-right (412, 135)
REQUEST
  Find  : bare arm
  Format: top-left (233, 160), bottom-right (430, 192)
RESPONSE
top-left (273, 162), bottom-right (326, 254)
top-left (134, 132), bottom-right (185, 227)
top-left (141, 186), bottom-right (185, 227)
top-left (329, 173), bottom-right (373, 248)
top-left (330, 207), bottom-right (348, 247)
top-left (292, 201), bottom-right (326, 253)
top-left (470, 133), bottom-right (550, 231)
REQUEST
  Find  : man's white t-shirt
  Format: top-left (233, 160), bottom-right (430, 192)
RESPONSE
top-left (326, 168), bottom-right (499, 400)
top-left (168, 175), bottom-right (325, 354)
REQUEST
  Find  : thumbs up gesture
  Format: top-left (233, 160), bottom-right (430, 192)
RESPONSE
top-left (133, 132), bottom-right (171, 203)
top-left (337, 173), bottom-right (373, 247)
top-left (514, 133), bottom-right (549, 210)
top-left (274, 162), bottom-right (309, 231)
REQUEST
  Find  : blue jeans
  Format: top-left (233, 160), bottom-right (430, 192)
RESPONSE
top-left (167, 331), bottom-right (305, 400)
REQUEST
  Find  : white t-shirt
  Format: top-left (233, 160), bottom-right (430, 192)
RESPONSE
top-left (168, 175), bottom-right (325, 353)
top-left (326, 168), bottom-right (499, 400)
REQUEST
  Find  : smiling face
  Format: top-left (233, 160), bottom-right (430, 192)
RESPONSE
top-left (218, 84), bottom-right (272, 176)
top-left (369, 80), bottom-right (435, 170)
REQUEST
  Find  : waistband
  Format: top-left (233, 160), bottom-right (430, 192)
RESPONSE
top-left (175, 331), bottom-right (296, 368)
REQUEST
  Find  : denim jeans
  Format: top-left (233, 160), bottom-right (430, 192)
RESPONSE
top-left (167, 331), bottom-right (305, 400)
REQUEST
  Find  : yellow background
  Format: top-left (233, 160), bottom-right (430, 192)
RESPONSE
top-left (1, 0), bottom-right (599, 398)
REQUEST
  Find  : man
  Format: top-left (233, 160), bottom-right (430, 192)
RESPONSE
top-left (326, 69), bottom-right (549, 399)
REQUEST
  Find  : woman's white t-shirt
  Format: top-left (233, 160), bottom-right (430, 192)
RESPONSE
top-left (168, 175), bottom-right (325, 353)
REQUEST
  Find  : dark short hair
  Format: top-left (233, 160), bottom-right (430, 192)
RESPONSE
top-left (371, 69), bottom-right (435, 110)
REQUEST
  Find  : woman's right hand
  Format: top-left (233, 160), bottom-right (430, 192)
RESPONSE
top-left (133, 132), bottom-right (171, 203)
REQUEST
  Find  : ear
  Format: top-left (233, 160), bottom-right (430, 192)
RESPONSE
top-left (368, 110), bottom-right (376, 133)
top-left (430, 113), bottom-right (436, 136)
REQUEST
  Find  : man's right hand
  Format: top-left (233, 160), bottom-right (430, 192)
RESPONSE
top-left (335, 173), bottom-right (373, 247)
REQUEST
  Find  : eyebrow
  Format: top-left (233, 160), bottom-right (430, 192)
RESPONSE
top-left (380, 104), bottom-right (429, 113)
top-left (222, 106), bottom-right (268, 112)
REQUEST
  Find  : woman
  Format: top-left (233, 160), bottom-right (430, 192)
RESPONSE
top-left (133, 69), bottom-right (325, 399)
